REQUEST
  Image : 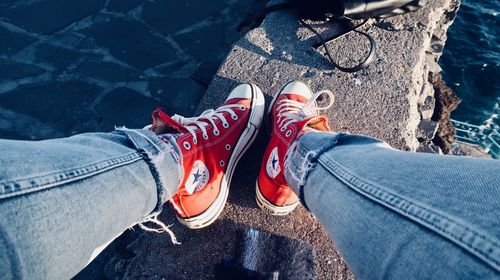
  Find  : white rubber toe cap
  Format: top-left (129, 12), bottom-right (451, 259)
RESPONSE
top-left (280, 81), bottom-right (312, 99)
top-left (228, 84), bottom-right (253, 100)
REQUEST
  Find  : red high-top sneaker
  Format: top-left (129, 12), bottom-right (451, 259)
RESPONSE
top-left (152, 84), bottom-right (265, 228)
top-left (256, 81), bottom-right (334, 215)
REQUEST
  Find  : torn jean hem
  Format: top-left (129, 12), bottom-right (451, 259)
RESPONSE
top-left (284, 131), bottom-right (339, 210)
top-left (115, 127), bottom-right (183, 216)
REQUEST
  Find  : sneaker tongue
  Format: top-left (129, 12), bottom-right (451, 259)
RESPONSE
top-left (281, 94), bottom-right (318, 117)
top-left (152, 108), bottom-right (186, 134)
top-left (299, 115), bottom-right (331, 132)
top-left (283, 93), bottom-right (311, 105)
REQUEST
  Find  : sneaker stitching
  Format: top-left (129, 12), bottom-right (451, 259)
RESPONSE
top-left (181, 110), bottom-right (249, 157)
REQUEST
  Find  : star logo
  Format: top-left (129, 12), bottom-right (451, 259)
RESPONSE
top-left (192, 170), bottom-right (202, 184)
top-left (271, 156), bottom-right (278, 169)
top-left (266, 147), bottom-right (281, 179)
top-left (185, 161), bottom-right (209, 194)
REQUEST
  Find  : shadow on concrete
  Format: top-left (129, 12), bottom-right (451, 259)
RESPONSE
top-left (236, 12), bottom-right (360, 71)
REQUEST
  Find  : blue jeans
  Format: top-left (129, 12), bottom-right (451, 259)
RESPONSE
top-left (1, 130), bottom-right (499, 279)
top-left (285, 131), bottom-right (500, 279)
top-left (0, 128), bottom-right (182, 279)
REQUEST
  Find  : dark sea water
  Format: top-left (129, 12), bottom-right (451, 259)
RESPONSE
top-left (440, 0), bottom-right (499, 125)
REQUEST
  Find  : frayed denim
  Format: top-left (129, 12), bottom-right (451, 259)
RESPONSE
top-left (285, 131), bottom-right (500, 279)
top-left (0, 129), bottom-right (182, 279)
top-left (1, 129), bottom-right (499, 279)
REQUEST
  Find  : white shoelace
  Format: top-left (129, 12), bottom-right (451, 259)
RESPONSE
top-left (276, 90), bottom-right (335, 130)
top-left (172, 104), bottom-right (243, 143)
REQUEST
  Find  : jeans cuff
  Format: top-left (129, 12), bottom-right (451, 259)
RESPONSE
top-left (115, 128), bottom-right (183, 215)
top-left (284, 131), bottom-right (339, 210)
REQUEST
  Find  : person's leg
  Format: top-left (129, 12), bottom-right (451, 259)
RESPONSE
top-left (0, 128), bottom-right (183, 280)
top-left (0, 83), bottom-right (264, 280)
top-left (285, 131), bottom-right (500, 279)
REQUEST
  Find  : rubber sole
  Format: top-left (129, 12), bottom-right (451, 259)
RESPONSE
top-left (177, 84), bottom-right (265, 229)
top-left (255, 180), bottom-right (299, 216)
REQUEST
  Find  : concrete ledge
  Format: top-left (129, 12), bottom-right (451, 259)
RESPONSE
top-left (198, 0), bottom-right (460, 152)
top-left (192, 0), bottom-right (460, 278)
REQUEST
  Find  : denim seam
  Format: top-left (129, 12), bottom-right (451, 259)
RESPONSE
top-left (296, 144), bottom-right (315, 210)
top-left (292, 134), bottom-right (339, 210)
top-left (0, 152), bottom-right (143, 200)
top-left (286, 145), bottom-right (312, 210)
top-left (118, 129), bottom-right (168, 215)
top-left (318, 153), bottom-right (500, 271)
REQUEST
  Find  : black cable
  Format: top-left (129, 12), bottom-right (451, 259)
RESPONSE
top-left (237, 3), bottom-right (377, 73)
top-left (298, 18), bottom-right (376, 73)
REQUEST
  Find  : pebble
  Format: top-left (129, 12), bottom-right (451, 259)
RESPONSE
top-left (281, 51), bottom-right (293, 61)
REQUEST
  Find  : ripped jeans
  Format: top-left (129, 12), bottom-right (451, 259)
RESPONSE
top-left (285, 131), bottom-right (500, 279)
top-left (1, 130), bottom-right (499, 279)
top-left (0, 129), bottom-right (182, 279)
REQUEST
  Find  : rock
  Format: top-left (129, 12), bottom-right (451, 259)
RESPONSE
top-left (148, 77), bottom-right (205, 116)
top-left (418, 94), bottom-right (435, 120)
top-left (430, 73), bottom-right (461, 154)
top-left (0, 81), bottom-right (101, 134)
top-left (106, 0), bottom-right (144, 13)
top-left (0, 0), bottom-right (106, 34)
top-left (0, 58), bottom-right (45, 80)
top-left (78, 59), bottom-right (143, 82)
top-left (0, 26), bottom-right (36, 55)
top-left (417, 141), bottom-right (442, 154)
top-left (0, 107), bottom-right (64, 140)
top-left (416, 119), bottom-right (439, 140)
top-left (35, 43), bottom-right (81, 70)
top-left (451, 142), bottom-right (492, 159)
top-left (0, 1), bottom-right (20, 8)
top-left (153, 58), bottom-right (195, 76)
top-left (191, 58), bottom-right (222, 87)
top-left (96, 87), bottom-right (161, 131)
top-left (81, 18), bottom-right (177, 70)
top-left (173, 22), bottom-right (225, 60)
top-left (141, 0), bottom-right (225, 35)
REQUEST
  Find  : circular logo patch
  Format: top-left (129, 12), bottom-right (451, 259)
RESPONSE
top-left (186, 160), bottom-right (210, 194)
top-left (266, 147), bottom-right (281, 179)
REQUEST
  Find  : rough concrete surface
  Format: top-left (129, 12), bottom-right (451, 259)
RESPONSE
top-left (201, 0), bottom-right (460, 152)
top-left (90, 1), bottom-right (461, 280)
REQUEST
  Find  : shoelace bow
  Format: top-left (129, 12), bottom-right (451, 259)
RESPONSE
top-left (276, 90), bottom-right (335, 130)
top-left (172, 104), bottom-right (243, 143)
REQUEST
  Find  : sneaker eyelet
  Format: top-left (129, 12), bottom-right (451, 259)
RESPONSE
top-left (183, 142), bottom-right (191, 149)
top-left (223, 122), bottom-right (229, 128)
top-left (280, 126), bottom-right (286, 132)
top-left (231, 115), bottom-right (238, 120)
top-left (213, 129), bottom-right (220, 136)
top-left (220, 160), bottom-right (225, 167)
top-left (225, 144), bottom-right (231, 150)
top-left (203, 134), bottom-right (209, 140)
top-left (239, 105), bottom-right (246, 110)
top-left (193, 138), bottom-right (198, 144)
top-left (286, 130), bottom-right (292, 137)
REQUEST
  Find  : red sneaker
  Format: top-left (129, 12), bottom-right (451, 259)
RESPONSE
top-left (152, 84), bottom-right (265, 228)
top-left (256, 81), bottom-right (334, 215)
